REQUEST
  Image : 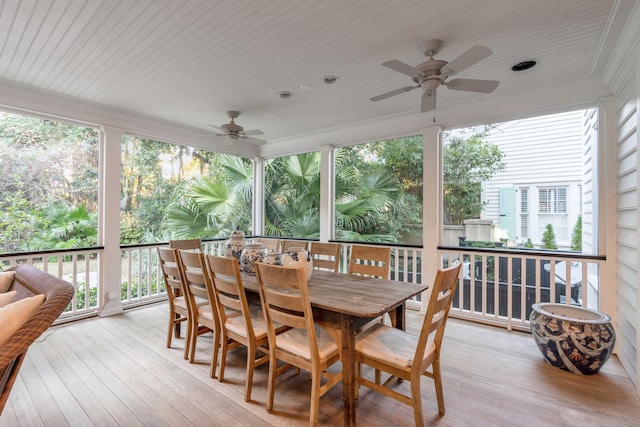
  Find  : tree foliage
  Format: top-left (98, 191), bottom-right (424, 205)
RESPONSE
top-left (1, 110), bottom-right (424, 251)
top-left (571, 216), bottom-right (582, 252)
top-left (443, 128), bottom-right (506, 225)
top-left (0, 112), bottom-right (98, 253)
top-left (541, 224), bottom-right (558, 250)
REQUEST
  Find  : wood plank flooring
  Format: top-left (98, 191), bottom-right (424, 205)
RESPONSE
top-left (1, 303), bottom-right (639, 426)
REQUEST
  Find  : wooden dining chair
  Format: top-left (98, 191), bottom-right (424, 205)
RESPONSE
top-left (349, 244), bottom-right (393, 328)
top-left (158, 247), bottom-right (191, 359)
top-left (309, 242), bottom-right (341, 272)
top-left (169, 238), bottom-right (202, 251)
top-left (255, 263), bottom-right (342, 426)
top-left (177, 249), bottom-right (224, 378)
top-left (282, 239), bottom-right (309, 252)
top-left (348, 244), bottom-right (391, 279)
top-left (256, 237), bottom-right (281, 251)
top-left (354, 263), bottom-right (462, 427)
top-left (206, 254), bottom-right (272, 402)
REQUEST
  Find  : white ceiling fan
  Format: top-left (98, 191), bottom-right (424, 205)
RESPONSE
top-left (370, 39), bottom-right (500, 113)
top-left (207, 111), bottom-right (266, 145)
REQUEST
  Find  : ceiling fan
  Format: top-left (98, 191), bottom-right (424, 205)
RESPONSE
top-left (207, 111), bottom-right (266, 145)
top-left (370, 39), bottom-right (500, 113)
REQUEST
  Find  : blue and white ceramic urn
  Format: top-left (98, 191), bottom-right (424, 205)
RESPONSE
top-left (225, 229), bottom-right (247, 261)
top-left (530, 303), bottom-right (615, 375)
top-left (240, 242), bottom-right (266, 274)
top-left (282, 247), bottom-right (313, 281)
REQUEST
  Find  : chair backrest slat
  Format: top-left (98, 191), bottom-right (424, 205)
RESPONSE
top-left (255, 263), bottom-right (317, 354)
top-left (206, 255), bottom-right (252, 336)
top-left (415, 263), bottom-right (461, 365)
top-left (178, 250), bottom-right (218, 319)
top-left (158, 247), bottom-right (184, 296)
top-left (310, 242), bottom-right (341, 272)
top-left (348, 245), bottom-right (391, 279)
top-left (169, 238), bottom-right (202, 251)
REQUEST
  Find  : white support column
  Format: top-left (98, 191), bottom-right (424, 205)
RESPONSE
top-left (599, 98), bottom-right (617, 325)
top-left (99, 126), bottom-right (124, 317)
top-left (421, 125), bottom-right (442, 312)
top-left (319, 145), bottom-right (335, 242)
top-left (252, 156), bottom-right (265, 236)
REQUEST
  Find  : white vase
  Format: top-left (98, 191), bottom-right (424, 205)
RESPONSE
top-left (240, 243), bottom-right (266, 274)
top-left (282, 247), bottom-right (313, 281)
top-left (225, 229), bottom-right (246, 261)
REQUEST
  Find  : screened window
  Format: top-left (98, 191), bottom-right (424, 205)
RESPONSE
top-left (334, 135), bottom-right (423, 245)
top-left (443, 108), bottom-right (596, 252)
top-left (263, 152), bottom-right (320, 239)
top-left (0, 111), bottom-right (99, 253)
top-left (120, 135), bottom-right (252, 243)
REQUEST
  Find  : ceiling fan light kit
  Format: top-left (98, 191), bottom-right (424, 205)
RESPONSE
top-left (371, 38), bottom-right (500, 113)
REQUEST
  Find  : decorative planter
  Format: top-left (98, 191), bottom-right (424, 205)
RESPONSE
top-left (240, 243), bottom-right (266, 274)
top-left (530, 303), bottom-right (615, 375)
top-left (282, 247), bottom-right (313, 281)
top-left (224, 229), bottom-right (247, 261)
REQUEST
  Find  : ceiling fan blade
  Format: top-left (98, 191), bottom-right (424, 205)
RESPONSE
top-left (241, 136), bottom-right (267, 146)
top-left (421, 91), bottom-right (436, 113)
top-left (441, 45), bottom-right (492, 77)
top-left (382, 60), bottom-right (424, 78)
top-left (208, 124), bottom-right (224, 132)
top-left (446, 78), bottom-right (499, 93)
top-left (370, 86), bottom-right (418, 102)
top-left (242, 129), bottom-right (264, 136)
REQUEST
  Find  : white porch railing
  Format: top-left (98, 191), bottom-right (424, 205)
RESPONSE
top-left (0, 241), bottom-right (604, 331)
top-left (438, 246), bottom-right (605, 331)
top-left (0, 248), bottom-right (102, 322)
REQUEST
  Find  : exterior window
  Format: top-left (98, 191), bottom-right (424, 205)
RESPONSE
top-left (520, 187), bottom-right (529, 238)
top-left (539, 187), bottom-right (567, 214)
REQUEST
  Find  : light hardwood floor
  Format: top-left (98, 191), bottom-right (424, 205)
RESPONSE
top-left (2, 303), bottom-right (639, 426)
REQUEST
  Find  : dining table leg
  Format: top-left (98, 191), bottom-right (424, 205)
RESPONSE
top-left (319, 314), bottom-right (357, 427)
top-left (340, 318), bottom-right (357, 427)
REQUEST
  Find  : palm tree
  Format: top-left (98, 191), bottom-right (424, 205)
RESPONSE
top-left (166, 150), bottom-right (403, 242)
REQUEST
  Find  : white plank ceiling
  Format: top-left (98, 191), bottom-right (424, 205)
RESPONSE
top-left (0, 0), bottom-right (632, 153)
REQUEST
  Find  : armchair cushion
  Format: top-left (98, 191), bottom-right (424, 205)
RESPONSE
top-left (0, 294), bottom-right (45, 346)
top-left (0, 272), bottom-right (15, 293)
top-left (0, 291), bottom-right (17, 307)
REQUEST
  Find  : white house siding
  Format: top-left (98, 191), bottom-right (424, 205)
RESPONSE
top-left (481, 110), bottom-right (586, 247)
top-left (606, 4), bottom-right (640, 391)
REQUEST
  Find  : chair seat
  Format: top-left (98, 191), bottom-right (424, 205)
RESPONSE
top-left (356, 323), bottom-right (435, 368)
top-left (174, 295), bottom-right (188, 310)
top-left (276, 325), bottom-right (338, 362)
top-left (199, 305), bottom-right (240, 322)
top-left (225, 306), bottom-right (269, 339)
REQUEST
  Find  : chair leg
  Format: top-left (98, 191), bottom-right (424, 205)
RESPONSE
top-left (189, 322), bottom-right (198, 363)
top-left (432, 359), bottom-right (445, 416)
top-left (309, 367), bottom-right (321, 426)
top-left (219, 336), bottom-right (229, 383)
top-left (211, 326), bottom-right (221, 378)
top-left (410, 376), bottom-right (424, 427)
top-left (166, 311), bottom-right (175, 348)
top-left (266, 355), bottom-right (276, 413)
top-left (245, 344), bottom-right (255, 402)
top-left (174, 317), bottom-right (182, 338)
top-left (183, 319), bottom-right (192, 360)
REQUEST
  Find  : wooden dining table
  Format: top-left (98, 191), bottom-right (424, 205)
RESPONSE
top-left (241, 269), bottom-right (429, 427)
